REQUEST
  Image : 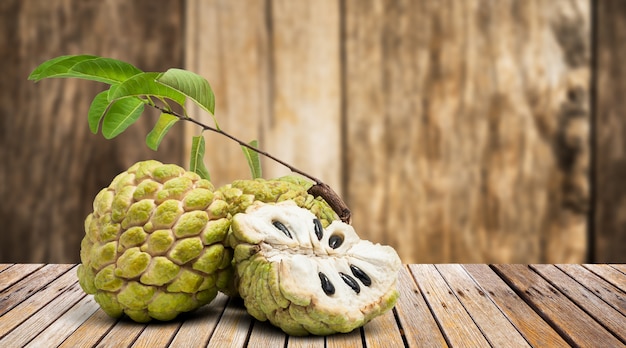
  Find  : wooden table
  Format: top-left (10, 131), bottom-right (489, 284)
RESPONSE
top-left (0, 264), bottom-right (624, 347)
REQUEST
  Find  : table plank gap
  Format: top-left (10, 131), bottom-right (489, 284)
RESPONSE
top-left (556, 264), bottom-right (626, 315)
top-left (463, 264), bottom-right (570, 348)
top-left (583, 264), bottom-right (626, 291)
top-left (436, 264), bottom-right (530, 348)
top-left (206, 297), bottom-right (253, 348)
top-left (130, 319), bottom-right (182, 348)
top-left (0, 264), bottom-right (14, 273)
top-left (408, 264), bottom-right (490, 347)
top-left (94, 319), bottom-right (147, 348)
top-left (531, 264), bottom-right (626, 343)
top-left (361, 307), bottom-right (405, 348)
top-left (0, 264), bottom-right (44, 292)
top-left (325, 326), bottom-right (363, 348)
top-left (246, 318), bottom-right (287, 347)
top-left (24, 293), bottom-right (100, 348)
top-left (393, 265), bottom-right (448, 347)
top-left (58, 309), bottom-right (119, 348)
top-left (492, 264), bottom-right (623, 347)
top-left (611, 264), bottom-right (626, 275)
top-left (0, 265), bottom-right (79, 337)
top-left (0, 279), bottom-right (85, 347)
top-left (0, 264), bottom-right (74, 316)
top-left (169, 292), bottom-right (230, 348)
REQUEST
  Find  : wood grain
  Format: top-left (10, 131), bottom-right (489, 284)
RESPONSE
top-left (556, 264), bottom-right (626, 314)
top-left (463, 264), bottom-right (569, 347)
top-left (409, 264), bottom-right (490, 347)
top-left (206, 298), bottom-right (253, 348)
top-left (583, 264), bottom-right (626, 290)
top-left (436, 264), bottom-right (530, 347)
top-left (394, 266), bottom-right (448, 347)
top-left (0, 0), bottom-right (184, 264)
top-left (168, 293), bottom-right (230, 347)
top-left (57, 309), bottom-right (118, 348)
top-left (0, 264), bottom-right (43, 292)
top-left (493, 264), bottom-right (623, 347)
top-left (593, 0), bottom-right (626, 263)
top-left (531, 264), bottom-right (626, 342)
top-left (345, 0), bottom-right (590, 263)
top-left (184, 0), bottom-right (270, 187)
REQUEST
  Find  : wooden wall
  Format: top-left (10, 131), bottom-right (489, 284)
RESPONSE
top-left (1, 0), bottom-right (625, 264)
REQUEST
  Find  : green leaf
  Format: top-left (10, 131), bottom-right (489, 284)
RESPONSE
top-left (28, 55), bottom-right (98, 81)
top-left (101, 97), bottom-right (145, 139)
top-left (70, 57), bottom-right (143, 84)
top-left (156, 69), bottom-right (217, 125)
top-left (87, 90), bottom-right (111, 134)
top-left (109, 72), bottom-right (187, 106)
top-left (190, 135), bottom-right (211, 181)
top-left (146, 113), bottom-right (179, 151)
top-left (28, 55), bottom-right (142, 84)
top-left (241, 140), bottom-right (262, 179)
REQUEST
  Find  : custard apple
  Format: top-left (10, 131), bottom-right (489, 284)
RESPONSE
top-left (229, 201), bottom-right (402, 336)
top-left (77, 160), bottom-right (234, 322)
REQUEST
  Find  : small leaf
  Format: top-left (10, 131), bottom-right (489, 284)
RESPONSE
top-left (241, 140), bottom-right (262, 179)
top-left (156, 69), bottom-right (218, 126)
top-left (28, 55), bottom-right (98, 81)
top-left (190, 135), bottom-right (211, 181)
top-left (101, 97), bottom-right (145, 139)
top-left (146, 113), bottom-right (179, 151)
top-left (109, 72), bottom-right (186, 106)
top-left (29, 55), bottom-right (142, 84)
top-left (87, 90), bottom-right (111, 134)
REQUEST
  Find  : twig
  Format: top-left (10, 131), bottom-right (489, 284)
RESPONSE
top-left (152, 104), bottom-right (352, 224)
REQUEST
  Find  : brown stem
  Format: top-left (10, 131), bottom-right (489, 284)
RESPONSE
top-left (152, 104), bottom-right (353, 224)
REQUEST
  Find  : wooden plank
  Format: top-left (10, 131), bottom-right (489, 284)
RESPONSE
top-left (593, 0), bottom-right (626, 263)
top-left (532, 264), bottom-right (626, 343)
top-left (263, 0), bottom-right (342, 191)
top-left (408, 264), bottom-right (490, 347)
top-left (287, 335), bottom-right (325, 348)
top-left (0, 264), bottom-right (13, 273)
top-left (24, 294), bottom-right (100, 348)
top-left (0, 0), bottom-right (184, 264)
top-left (345, 0), bottom-right (590, 264)
top-left (206, 298), bottom-right (253, 348)
top-left (493, 264), bottom-right (623, 347)
top-left (583, 264), bottom-right (626, 290)
top-left (57, 309), bottom-right (118, 348)
top-left (0, 265), bottom-right (78, 337)
top-left (464, 264), bottom-right (569, 348)
top-left (361, 309), bottom-right (404, 348)
top-left (394, 266), bottom-right (447, 347)
top-left (0, 264), bottom-right (44, 292)
top-left (0, 264), bottom-right (73, 315)
top-left (246, 320), bottom-right (287, 347)
top-left (436, 264), bottom-right (530, 347)
top-left (556, 264), bottom-right (626, 315)
top-left (169, 292), bottom-right (230, 347)
top-left (184, 0), bottom-right (269, 187)
top-left (0, 279), bottom-right (85, 347)
top-left (325, 327), bottom-right (363, 348)
top-left (130, 320), bottom-right (182, 348)
top-left (95, 320), bottom-right (147, 348)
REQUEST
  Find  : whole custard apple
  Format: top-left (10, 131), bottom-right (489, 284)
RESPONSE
top-left (230, 201), bottom-right (402, 336)
top-left (77, 160), bottom-right (234, 322)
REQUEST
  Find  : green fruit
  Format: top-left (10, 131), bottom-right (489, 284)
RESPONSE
top-left (78, 160), bottom-right (232, 322)
top-left (229, 201), bottom-right (401, 336)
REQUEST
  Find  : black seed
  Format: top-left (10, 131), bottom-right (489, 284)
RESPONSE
top-left (329, 234), bottom-right (343, 249)
top-left (350, 264), bottom-right (372, 286)
top-left (319, 272), bottom-right (335, 295)
top-left (272, 221), bottom-right (292, 239)
top-left (340, 272), bottom-right (361, 294)
top-left (313, 219), bottom-right (323, 241)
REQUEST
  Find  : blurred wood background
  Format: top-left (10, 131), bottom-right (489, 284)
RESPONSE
top-left (1, 0), bottom-right (625, 264)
